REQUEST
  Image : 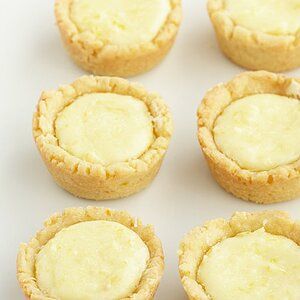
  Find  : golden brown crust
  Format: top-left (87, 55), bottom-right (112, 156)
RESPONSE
top-left (33, 75), bottom-right (173, 200)
top-left (17, 207), bottom-right (165, 300)
top-left (207, 0), bottom-right (300, 72)
top-left (178, 211), bottom-right (300, 300)
top-left (197, 71), bottom-right (300, 204)
top-left (54, 0), bottom-right (182, 77)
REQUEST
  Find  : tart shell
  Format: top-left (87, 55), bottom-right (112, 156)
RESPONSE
top-left (33, 75), bottom-right (173, 200)
top-left (197, 71), bottom-right (300, 204)
top-left (207, 0), bottom-right (300, 72)
top-left (55, 0), bottom-right (182, 77)
top-left (178, 210), bottom-right (300, 300)
top-left (17, 206), bottom-right (164, 300)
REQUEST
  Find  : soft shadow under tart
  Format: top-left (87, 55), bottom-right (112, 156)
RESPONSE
top-left (178, 210), bottom-right (300, 300)
top-left (17, 207), bottom-right (164, 300)
top-left (55, 0), bottom-right (182, 77)
top-left (33, 75), bottom-right (173, 200)
top-left (197, 71), bottom-right (300, 204)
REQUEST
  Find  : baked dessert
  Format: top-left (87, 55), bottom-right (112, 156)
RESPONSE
top-left (207, 0), bottom-right (300, 72)
top-left (17, 206), bottom-right (164, 300)
top-left (197, 71), bottom-right (300, 204)
top-left (55, 0), bottom-right (182, 77)
top-left (33, 75), bottom-right (173, 200)
top-left (178, 211), bottom-right (300, 300)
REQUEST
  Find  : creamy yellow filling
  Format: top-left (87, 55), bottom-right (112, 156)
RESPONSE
top-left (213, 94), bottom-right (300, 171)
top-left (198, 229), bottom-right (300, 300)
top-left (55, 93), bottom-right (154, 165)
top-left (70, 0), bottom-right (170, 45)
top-left (36, 220), bottom-right (149, 300)
top-left (225, 0), bottom-right (300, 35)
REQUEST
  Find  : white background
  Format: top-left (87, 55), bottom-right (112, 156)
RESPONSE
top-left (1, 1), bottom-right (300, 299)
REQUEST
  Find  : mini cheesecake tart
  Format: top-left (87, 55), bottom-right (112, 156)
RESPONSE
top-left (17, 207), bottom-right (164, 300)
top-left (198, 71), bottom-right (300, 204)
top-left (33, 75), bottom-right (173, 200)
top-left (207, 0), bottom-right (300, 72)
top-left (55, 0), bottom-right (182, 77)
top-left (178, 211), bottom-right (300, 300)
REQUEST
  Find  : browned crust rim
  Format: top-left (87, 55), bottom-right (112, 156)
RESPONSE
top-left (17, 207), bottom-right (165, 300)
top-left (55, 0), bottom-right (182, 51)
top-left (54, 0), bottom-right (182, 76)
top-left (207, 0), bottom-right (300, 47)
top-left (198, 71), bottom-right (300, 187)
top-left (33, 75), bottom-right (173, 180)
top-left (178, 210), bottom-right (300, 300)
top-left (207, 0), bottom-right (300, 72)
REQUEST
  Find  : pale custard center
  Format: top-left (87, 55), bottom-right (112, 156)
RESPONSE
top-left (70, 0), bottom-right (171, 45)
top-left (213, 94), bottom-right (300, 171)
top-left (36, 220), bottom-right (150, 300)
top-left (198, 229), bottom-right (300, 300)
top-left (225, 0), bottom-right (300, 35)
top-left (55, 93), bottom-right (154, 165)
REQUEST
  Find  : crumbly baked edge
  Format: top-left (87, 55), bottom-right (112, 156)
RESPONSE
top-left (33, 75), bottom-right (173, 180)
top-left (178, 210), bottom-right (300, 300)
top-left (17, 206), bottom-right (165, 300)
top-left (207, 0), bottom-right (300, 72)
top-left (54, 0), bottom-right (182, 77)
top-left (197, 71), bottom-right (300, 203)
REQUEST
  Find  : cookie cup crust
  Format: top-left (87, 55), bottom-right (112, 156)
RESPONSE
top-left (197, 71), bottom-right (300, 204)
top-left (207, 0), bottom-right (300, 72)
top-left (178, 210), bottom-right (300, 300)
top-left (33, 75), bottom-right (173, 200)
top-left (55, 0), bottom-right (182, 77)
top-left (17, 206), bottom-right (164, 300)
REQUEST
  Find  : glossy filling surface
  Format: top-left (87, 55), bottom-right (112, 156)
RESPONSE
top-left (70, 0), bottom-right (171, 45)
top-left (55, 93), bottom-right (154, 165)
top-left (213, 94), bottom-right (300, 171)
top-left (36, 220), bottom-right (149, 300)
top-left (225, 0), bottom-right (300, 35)
top-left (198, 229), bottom-right (300, 300)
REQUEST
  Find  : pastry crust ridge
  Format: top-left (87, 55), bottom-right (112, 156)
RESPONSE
top-left (178, 210), bottom-right (300, 299)
top-left (197, 71), bottom-right (300, 204)
top-left (17, 206), bottom-right (165, 300)
top-left (55, 0), bottom-right (182, 77)
top-left (207, 0), bottom-right (300, 72)
top-left (33, 75), bottom-right (173, 200)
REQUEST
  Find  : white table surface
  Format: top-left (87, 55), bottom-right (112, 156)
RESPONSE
top-left (1, 1), bottom-right (300, 299)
